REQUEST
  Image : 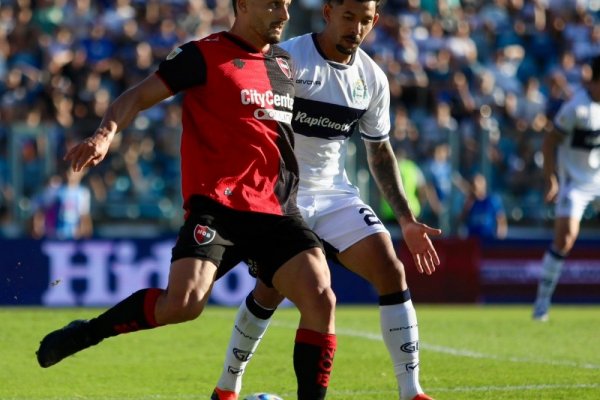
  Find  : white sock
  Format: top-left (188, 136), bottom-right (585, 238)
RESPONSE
top-left (216, 296), bottom-right (273, 393)
top-left (380, 299), bottom-right (423, 400)
top-left (534, 250), bottom-right (565, 312)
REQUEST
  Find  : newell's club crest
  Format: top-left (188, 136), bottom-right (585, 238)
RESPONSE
top-left (194, 224), bottom-right (216, 245)
top-left (276, 57), bottom-right (292, 79)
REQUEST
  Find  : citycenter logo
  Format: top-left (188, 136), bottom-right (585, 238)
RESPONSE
top-left (241, 89), bottom-right (293, 123)
top-left (240, 89), bottom-right (294, 110)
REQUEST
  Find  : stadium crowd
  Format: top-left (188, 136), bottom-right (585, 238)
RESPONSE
top-left (1, 0), bottom-right (599, 238)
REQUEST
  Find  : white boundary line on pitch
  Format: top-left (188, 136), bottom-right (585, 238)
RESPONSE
top-left (269, 321), bottom-right (600, 370)
top-left (328, 383), bottom-right (600, 395)
top-left (13, 383), bottom-right (600, 399)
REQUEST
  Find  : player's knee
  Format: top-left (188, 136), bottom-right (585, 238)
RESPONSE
top-left (555, 234), bottom-right (577, 253)
top-left (324, 287), bottom-right (336, 312)
top-left (367, 260), bottom-right (406, 293)
top-left (314, 287), bottom-right (336, 317)
top-left (253, 282), bottom-right (284, 308)
top-left (161, 297), bottom-right (205, 323)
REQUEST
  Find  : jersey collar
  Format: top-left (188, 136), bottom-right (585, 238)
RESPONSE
top-left (311, 32), bottom-right (356, 69)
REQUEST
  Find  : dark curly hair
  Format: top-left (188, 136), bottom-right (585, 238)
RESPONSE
top-left (326, 0), bottom-right (385, 12)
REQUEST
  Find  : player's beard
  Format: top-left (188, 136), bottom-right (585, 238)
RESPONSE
top-left (264, 22), bottom-right (285, 44)
top-left (335, 35), bottom-right (360, 55)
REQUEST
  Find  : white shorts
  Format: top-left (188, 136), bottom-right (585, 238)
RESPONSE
top-left (555, 180), bottom-right (600, 220)
top-left (298, 192), bottom-right (390, 253)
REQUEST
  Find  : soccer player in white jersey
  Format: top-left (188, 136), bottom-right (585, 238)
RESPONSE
top-left (532, 54), bottom-right (600, 321)
top-left (210, 0), bottom-right (441, 399)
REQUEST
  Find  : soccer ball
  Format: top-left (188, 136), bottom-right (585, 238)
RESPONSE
top-left (243, 394), bottom-right (284, 400)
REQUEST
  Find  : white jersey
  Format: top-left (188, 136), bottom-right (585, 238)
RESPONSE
top-left (553, 88), bottom-right (600, 185)
top-left (280, 33), bottom-right (391, 194)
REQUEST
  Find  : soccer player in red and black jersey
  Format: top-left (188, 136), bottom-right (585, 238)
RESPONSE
top-left (35, 0), bottom-right (337, 398)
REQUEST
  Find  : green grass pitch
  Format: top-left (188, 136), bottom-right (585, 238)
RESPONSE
top-left (1, 305), bottom-right (599, 399)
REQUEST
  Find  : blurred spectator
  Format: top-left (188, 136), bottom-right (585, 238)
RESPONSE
top-left (61, 0), bottom-right (98, 38)
top-left (77, 22), bottom-right (115, 72)
top-left (486, 45), bottom-right (525, 94)
top-left (100, 0), bottom-right (136, 35)
top-left (446, 19), bottom-right (478, 68)
top-left (12, 108), bottom-right (47, 198)
top-left (554, 50), bottom-right (585, 91)
top-left (545, 71), bottom-right (572, 120)
top-left (147, 18), bottom-right (180, 60)
top-left (390, 104), bottom-right (420, 157)
top-left (471, 70), bottom-right (505, 114)
top-left (1, 0), bottom-right (598, 238)
top-left (573, 24), bottom-right (600, 63)
top-left (30, 168), bottom-right (93, 240)
top-left (422, 142), bottom-right (454, 227)
top-left (418, 101), bottom-right (458, 157)
top-left (510, 76), bottom-right (548, 133)
top-left (440, 70), bottom-right (476, 122)
top-left (380, 147), bottom-right (428, 222)
top-left (459, 172), bottom-right (508, 239)
top-left (415, 17), bottom-right (446, 63)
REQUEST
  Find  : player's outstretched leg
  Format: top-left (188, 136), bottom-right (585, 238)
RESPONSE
top-left (36, 320), bottom-right (101, 368)
top-left (36, 288), bottom-right (163, 367)
top-left (379, 290), bottom-right (432, 400)
top-left (212, 292), bottom-right (276, 400)
top-left (532, 249), bottom-right (565, 321)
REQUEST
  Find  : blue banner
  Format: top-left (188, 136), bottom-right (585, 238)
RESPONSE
top-left (0, 238), bottom-right (378, 306)
top-left (3, 237), bottom-right (600, 306)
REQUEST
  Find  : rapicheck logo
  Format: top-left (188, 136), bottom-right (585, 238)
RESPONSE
top-left (294, 111), bottom-right (354, 133)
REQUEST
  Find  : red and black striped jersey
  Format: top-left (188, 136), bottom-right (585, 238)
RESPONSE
top-left (156, 31), bottom-right (299, 217)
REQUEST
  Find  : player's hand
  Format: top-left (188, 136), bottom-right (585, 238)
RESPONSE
top-left (543, 174), bottom-right (559, 203)
top-left (64, 131), bottom-right (113, 172)
top-left (401, 221), bottom-right (442, 275)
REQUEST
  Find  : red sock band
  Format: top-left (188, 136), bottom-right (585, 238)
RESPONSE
top-left (144, 288), bottom-right (163, 327)
top-left (295, 328), bottom-right (337, 348)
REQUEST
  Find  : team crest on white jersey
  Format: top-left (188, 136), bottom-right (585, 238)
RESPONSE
top-left (194, 224), bottom-right (216, 245)
top-left (352, 78), bottom-right (367, 102)
top-left (276, 57), bottom-right (292, 79)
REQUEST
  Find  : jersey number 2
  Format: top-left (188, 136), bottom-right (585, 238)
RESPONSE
top-left (359, 207), bottom-right (382, 226)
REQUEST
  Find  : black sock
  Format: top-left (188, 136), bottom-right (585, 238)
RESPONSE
top-left (87, 288), bottom-right (163, 341)
top-left (379, 289), bottom-right (411, 306)
top-left (294, 329), bottom-right (336, 400)
top-left (246, 292), bottom-right (277, 319)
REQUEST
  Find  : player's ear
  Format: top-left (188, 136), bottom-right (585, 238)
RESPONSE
top-left (237, 0), bottom-right (247, 13)
top-left (372, 12), bottom-right (379, 27)
top-left (322, 3), bottom-right (332, 23)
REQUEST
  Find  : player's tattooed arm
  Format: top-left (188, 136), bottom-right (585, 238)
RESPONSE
top-left (366, 139), bottom-right (442, 275)
top-left (365, 140), bottom-right (415, 224)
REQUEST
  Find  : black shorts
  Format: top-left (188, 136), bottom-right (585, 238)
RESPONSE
top-left (171, 196), bottom-right (324, 287)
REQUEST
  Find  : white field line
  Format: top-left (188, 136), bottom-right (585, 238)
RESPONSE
top-left (10, 383), bottom-right (600, 399)
top-left (270, 321), bottom-right (600, 370)
top-left (327, 383), bottom-right (600, 395)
